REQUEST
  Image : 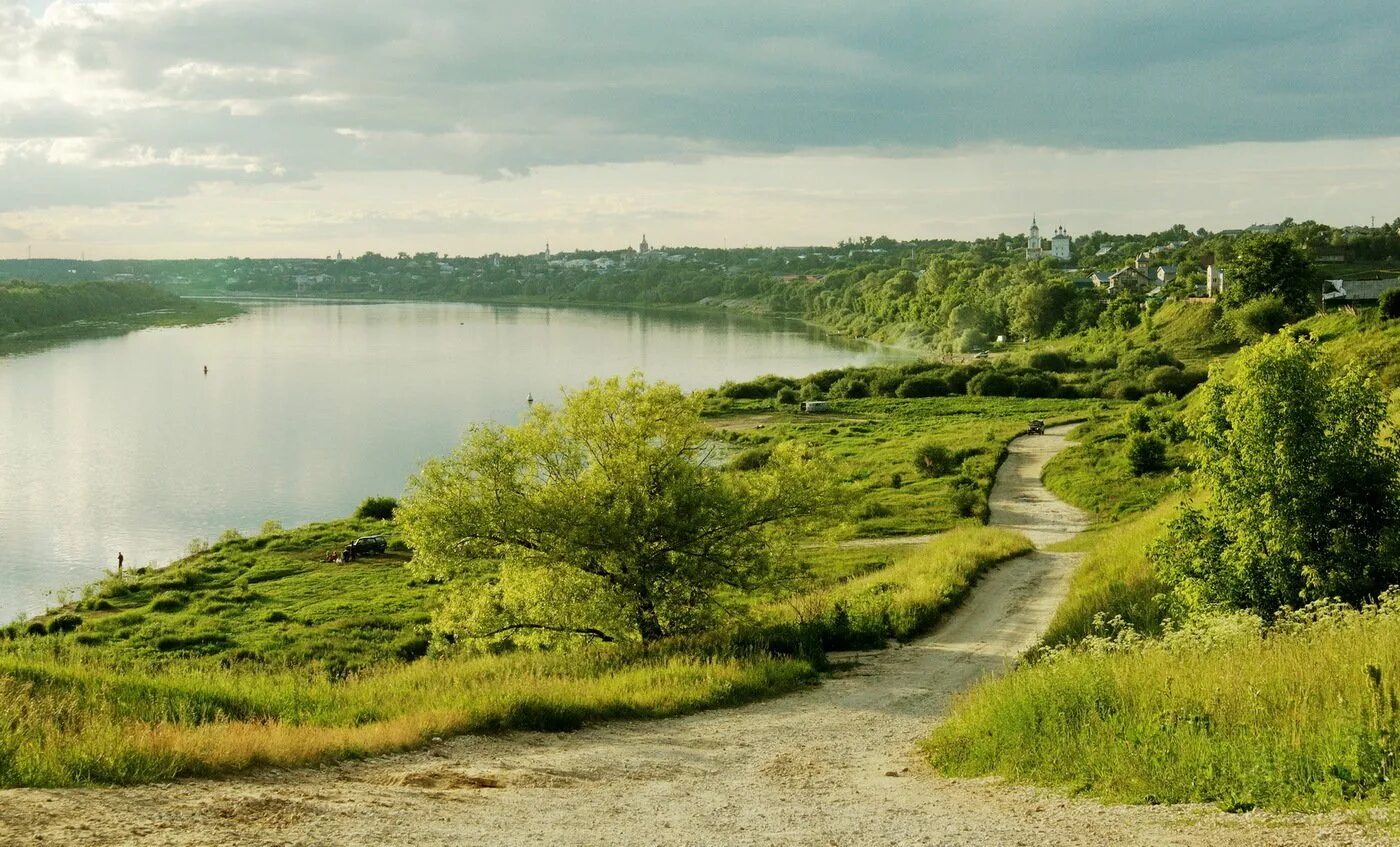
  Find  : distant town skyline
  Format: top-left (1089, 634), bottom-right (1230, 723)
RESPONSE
top-left (2, 1), bottom-right (1397, 259)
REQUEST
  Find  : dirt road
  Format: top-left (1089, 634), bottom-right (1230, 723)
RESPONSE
top-left (1, 425), bottom-right (1387, 845)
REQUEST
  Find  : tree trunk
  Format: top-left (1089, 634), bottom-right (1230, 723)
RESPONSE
top-left (634, 593), bottom-right (665, 644)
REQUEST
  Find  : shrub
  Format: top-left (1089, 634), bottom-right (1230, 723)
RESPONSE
top-left (730, 446), bottom-right (773, 471)
top-left (914, 443), bottom-right (957, 477)
top-left (775, 386), bottom-right (799, 405)
top-left (259, 519), bottom-right (284, 535)
top-left (1227, 294), bottom-right (1292, 341)
top-left (216, 528), bottom-right (244, 545)
top-left (1012, 372), bottom-right (1059, 398)
top-left (719, 380), bottom-right (773, 400)
top-left (1124, 433), bottom-right (1167, 475)
top-left (895, 375), bottom-right (947, 398)
top-left (966, 370), bottom-right (1015, 397)
top-left (1145, 365), bottom-right (1204, 398)
top-left (828, 377), bottom-right (870, 399)
top-left (25, 620), bottom-right (47, 636)
top-left (186, 538), bottom-right (209, 556)
top-left (951, 488), bottom-right (981, 518)
top-left (264, 610), bottom-right (290, 623)
top-left (1118, 346), bottom-right (1181, 373)
top-left (871, 372), bottom-right (905, 397)
top-left (1027, 350), bottom-right (1077, 371)
top-left (48, 613), bottom-right (83, 634)
top-left (797, 381), bottom-right (823, 401)
top-left (356, 496), bottom-right (399, 521)
top-left (1123, 407), bottom-right (1152, 433)
top-left (1381, 288), bottom-right (1400, 320)
top-left (393, 633), bottom-right (432, 662)
top-left (890, 473), bottom-right (903, 490)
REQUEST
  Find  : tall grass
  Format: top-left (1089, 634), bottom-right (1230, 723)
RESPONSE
top-left (925, 596), bottom-right (1400, 811)
top-left (0, 526), bottom-right (1029, 787)
top-left (1038, 498), bottom-right (1177, 647)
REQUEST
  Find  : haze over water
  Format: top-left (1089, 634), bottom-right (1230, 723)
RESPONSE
top-left (0, 301), bottom-right (901, 620)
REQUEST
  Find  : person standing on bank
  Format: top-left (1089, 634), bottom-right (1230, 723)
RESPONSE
top-left (117, 551), bottom-right (124, 576)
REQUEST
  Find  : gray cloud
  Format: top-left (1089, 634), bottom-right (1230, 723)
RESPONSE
top-left (2, 0), bottom-right (1397, 211)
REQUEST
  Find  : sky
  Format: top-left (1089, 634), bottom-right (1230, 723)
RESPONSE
top-left (0, 1), bottom-right (1397, 258)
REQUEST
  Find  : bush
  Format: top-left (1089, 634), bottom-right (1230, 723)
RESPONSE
top-left (1227, 295), bottom-right (1292, 341)
top-left (186, 538), bottom-right (209, 556)
top-left (1123, 408), bottom-right (1152, 433)
top-left (259, 519), bottom-right (284, 535)
top-left (828, 377), bottom-right (870, 399)
top-left (48, 613), bottom-right (83, 634)
top-left (216, 529), bottom-right (243, 545)
top-left (797, 382), bottom-right (823, 401)
top-left (1027, 350), bottom-right (1078, 371)
top-left (1381, 288), bottom-right (1400, 320)
top-left (890, 473), bottom-right (903, 490)
top-left (1124, 433), bottom-right (1167, 475)
top-left (1012, 372), bottom-right (1059, 398)
top-left (25, 620), bottom-right (47, 636)
top-left (914, 443), bottom-right (957, 477)
top-left (356, 496), bottom-right (398, 521)
top-left (719, 380), bottom-right (773, 400)
top-left (895, 375), bottom-right (947, 398)
top-left (775, 386), bottom-right (799, 405)
top-left (951, 488), bottom-right (981, 518)
top-left (1145, 365), bottom-right (1205, 398)
top-left (1118, 346), bottom-right (1181, 373)
top-left (730, 446), bottom-right (773, 471)
top-left (966, 370), bottom-right (1015, 397)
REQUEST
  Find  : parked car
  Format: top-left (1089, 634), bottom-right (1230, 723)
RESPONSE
top-left (342, 535), bottom-right (388, 561)
top-left (1028, 419), bottom-right (1045, 435)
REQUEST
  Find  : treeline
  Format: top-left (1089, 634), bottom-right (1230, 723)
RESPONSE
top-left (709, 345), bottom-right (1205, 406)
top-left (0, 280), bottom-right (186, 334)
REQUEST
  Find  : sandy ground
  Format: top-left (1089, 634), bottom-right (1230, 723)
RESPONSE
top-left (2, 425), bottom-right (1392, 846)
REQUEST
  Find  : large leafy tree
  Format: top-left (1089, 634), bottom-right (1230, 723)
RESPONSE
top-left (398, 375), bottom-right (836, 646)
top-left (1221, 234), bottom-right (1318, 316)
top-left (1152, 334), bottom-right (1400, 615)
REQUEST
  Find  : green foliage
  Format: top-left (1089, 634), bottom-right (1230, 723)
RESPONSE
top-left (913, 443), bottom-right (957, 477)
top-left (1123, 432), bottom-right (1167, 476)
top-left (1227, 294), bottom-right (1293, 342)
top-left (1380, 288), bottom-right (1400, 320)
top-left (827, 376), bottom-right (870, 399)
top-left (927, 597), bottom-right (1400, 811)
top-left (1221, 233), bottom-right (1318, 316)
top-left (1042, 416), bottom-right (1188, 523)
top-left (259, 520), bottom-right (283, 536)
top-left (966, 370), bottom-right (1015, 397)
top-left (398, 375), bottom-right (838, 645)
top-left (895, 375), bottom-right (947, 398)
top-left (1144, 365), bottom-right (1204, 398)
top-left (776, 386), bottom-right (799, 405)
top-left (1153, 335), bottom-right (1400, 615)
top-left (355, 496), bottom-right (398, 521)
top-left (729, 446), bottom-right (773, 471)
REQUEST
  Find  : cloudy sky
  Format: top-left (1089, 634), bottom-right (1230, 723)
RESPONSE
top-left (1, 1), bottom-right (1397, 258)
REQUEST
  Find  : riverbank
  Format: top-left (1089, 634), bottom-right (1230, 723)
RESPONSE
top-left (0, 297), bottom-right (242, 358)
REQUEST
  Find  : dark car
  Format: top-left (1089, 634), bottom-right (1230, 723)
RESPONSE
top-left (342, 535), bottom-right (388, 561)
top-left (1028, 419), bottom-right (1046, 435)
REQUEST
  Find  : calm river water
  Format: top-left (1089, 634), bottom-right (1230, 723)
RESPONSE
top-left (0, 301), bottom-right (900, 619)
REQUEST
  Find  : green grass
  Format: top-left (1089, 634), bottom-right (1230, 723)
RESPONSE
top-left (20, 518), bottom-right (431, 673)
top-left (1038, 497), bottom-right (1178, 648)
top-left (1042, 415), bottom-right (1190, 524)
top-left (925, 597), bottom-right (1400, 811)
top-left (712, 395), bottom-right (1109, 539)
top-left (0, 526), bottom-right (1028, 787)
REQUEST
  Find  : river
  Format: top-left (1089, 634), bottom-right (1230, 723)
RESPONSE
top-left (0, 300), bottom-right (902, 620)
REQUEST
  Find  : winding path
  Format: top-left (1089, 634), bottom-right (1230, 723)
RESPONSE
top-left (0, 426), bottom-right (1385, 845)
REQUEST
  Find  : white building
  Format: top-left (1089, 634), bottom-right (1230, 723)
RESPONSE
top-left (1025, 218), bottom-right (1072, 262)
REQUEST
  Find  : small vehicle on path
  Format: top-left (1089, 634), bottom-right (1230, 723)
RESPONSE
top-left (1028, 419), bottom-right (1045, 435)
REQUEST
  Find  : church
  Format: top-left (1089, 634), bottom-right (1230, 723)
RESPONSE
top-left (1025, 218), bottom-right (1072, 262)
